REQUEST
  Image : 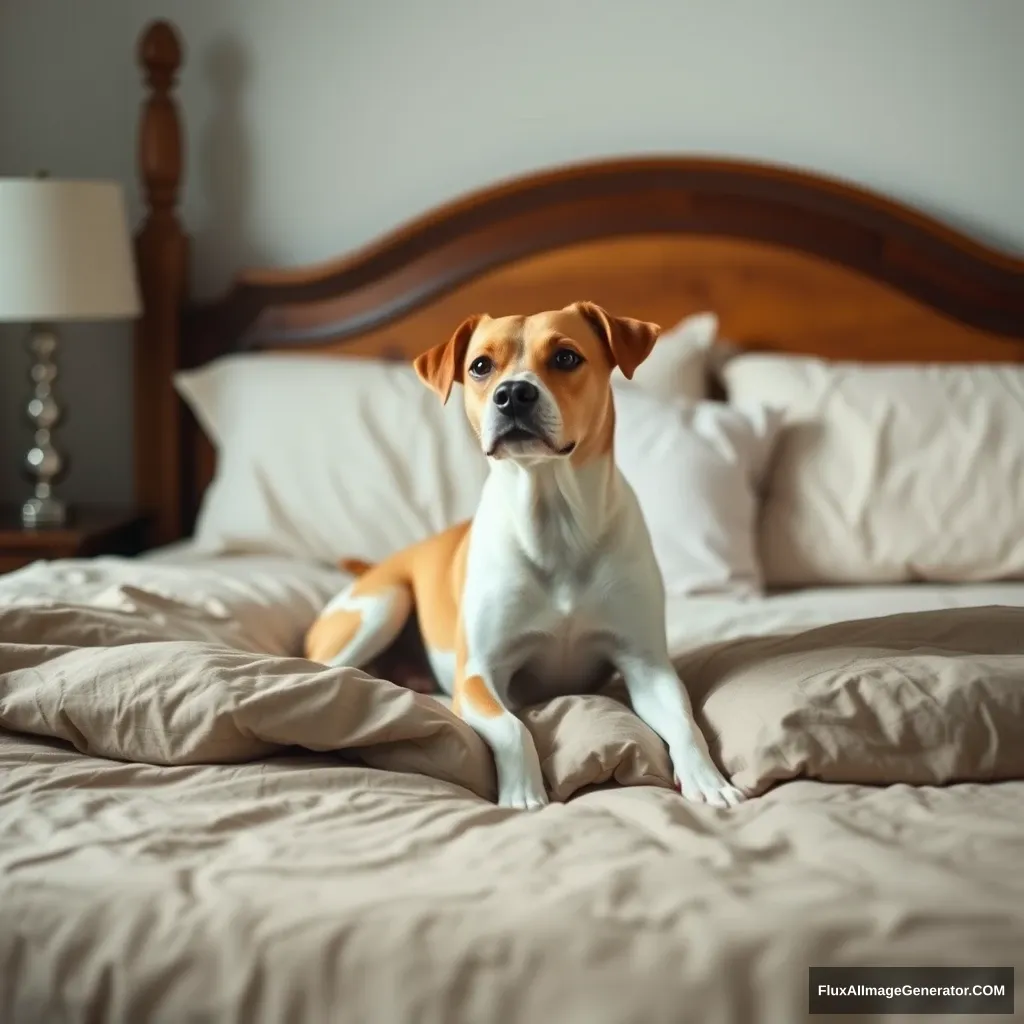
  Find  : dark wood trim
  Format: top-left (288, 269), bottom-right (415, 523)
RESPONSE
top-left (182, 156), bottom-right (1024, 368)
top-left (0, 506), bottom-right (150, 574)
top-left (134, 19), bottom-right (188, 548)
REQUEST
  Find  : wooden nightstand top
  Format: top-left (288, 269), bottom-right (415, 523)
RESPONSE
top-left (0, 505), bottom-right (151, 573)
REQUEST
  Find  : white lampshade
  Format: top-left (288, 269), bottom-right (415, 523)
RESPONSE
top-left (0, 178), bottom-right (141, 323)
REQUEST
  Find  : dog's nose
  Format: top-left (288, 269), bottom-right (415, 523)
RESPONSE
top-left (493, 380), bottom-right (539, 416)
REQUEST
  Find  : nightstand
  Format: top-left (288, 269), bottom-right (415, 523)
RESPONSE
top-left (0, 505), bottom-right (151, 574)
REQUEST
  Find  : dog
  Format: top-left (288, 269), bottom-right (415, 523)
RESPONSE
top-left (304, 301), bottom-right (745, 811)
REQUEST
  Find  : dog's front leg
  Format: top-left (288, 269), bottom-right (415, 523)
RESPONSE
top-left (617, 654), bottom-right (745, 808)
top-left (454, 666), bottom-right (548, 811)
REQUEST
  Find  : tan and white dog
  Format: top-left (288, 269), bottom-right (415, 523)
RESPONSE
top-left (305, 302), bottom-right (745, 811)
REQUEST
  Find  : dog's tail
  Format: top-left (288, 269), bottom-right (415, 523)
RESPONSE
top-left (338, 557), bottom-right (375, 578)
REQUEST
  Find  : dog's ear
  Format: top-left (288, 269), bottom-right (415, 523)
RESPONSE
top-left (572, 301), bottom-right (661, 380)
top-left (414, 314), bottom-right (486, 403)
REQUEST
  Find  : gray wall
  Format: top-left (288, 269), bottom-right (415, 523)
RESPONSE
top-left (1, 0), bottom-right (1022, 508)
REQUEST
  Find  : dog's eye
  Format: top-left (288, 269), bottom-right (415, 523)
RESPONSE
top-left (551, 348), bottom-right (583, 371)
top-left (468, 356), bottom-right (493, 378)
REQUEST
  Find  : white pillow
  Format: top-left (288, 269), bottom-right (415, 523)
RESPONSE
top-left (722, 353), bottom-right (1024, 585)
top-left (177, 354), bottom-right (488, 565)
top-left (612, 382), bottom-right (783, 598)
top-left (175, 311), bottom-right (779, 596)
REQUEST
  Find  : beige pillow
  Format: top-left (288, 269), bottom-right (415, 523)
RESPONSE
top-left (679, 606), bottom-right (1024, 795)
top-left (722, 354), bottom-right (1024, 585)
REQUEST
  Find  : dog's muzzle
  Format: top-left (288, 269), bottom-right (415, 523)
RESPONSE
top-left (486, 378), bottom-right (575, 457)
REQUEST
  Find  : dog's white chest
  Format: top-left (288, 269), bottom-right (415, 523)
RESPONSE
top-left (497, 570), bottom-right (622, 705)
top-left (463, 457), bottom-right (662, 707)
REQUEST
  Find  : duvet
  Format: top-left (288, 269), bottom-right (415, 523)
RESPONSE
top-left (1, 555), bottom-right (1023, 1023)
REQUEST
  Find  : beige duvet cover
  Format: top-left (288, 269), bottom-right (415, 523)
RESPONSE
top-left (2, 555), bottom-right (1024, 1023)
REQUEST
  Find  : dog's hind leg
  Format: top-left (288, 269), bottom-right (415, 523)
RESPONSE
top-left (304, 573), bottom-right (412, 670)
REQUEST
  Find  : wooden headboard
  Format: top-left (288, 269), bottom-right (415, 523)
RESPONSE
top-left (132, 20), bottom-right (1024, 548)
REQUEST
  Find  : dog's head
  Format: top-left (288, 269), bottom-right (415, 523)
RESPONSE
top-left (414, 302), bottom-right (661, 464)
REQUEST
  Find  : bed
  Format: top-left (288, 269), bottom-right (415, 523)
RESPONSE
top-left (3, 18), bottom-right (1024, 1023)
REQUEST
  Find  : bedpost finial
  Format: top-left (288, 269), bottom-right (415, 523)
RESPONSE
top-left (138, 20), bottom-right (183, 90)
top-left (137, 19), bottom-right (184, 214)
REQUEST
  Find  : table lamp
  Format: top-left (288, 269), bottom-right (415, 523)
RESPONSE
top-left (0, 176), bottom-right (141, 528)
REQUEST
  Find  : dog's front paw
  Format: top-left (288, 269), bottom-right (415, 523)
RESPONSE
top-left (497, 778), bottom-right (550, 811)
top-left (671, 748), bottom-right (745, 809)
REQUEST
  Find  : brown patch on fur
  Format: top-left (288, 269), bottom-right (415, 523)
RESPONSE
top-left (338, 557), bottom-right (374, 577)
top-left (311, 520), bottom-right (471, 685)
top-left (460, 674), bottom-right (504, 718)
top-left (304, 607), bottom-right (363, 663)
top-left (410, 520), bottom-right (470, 653)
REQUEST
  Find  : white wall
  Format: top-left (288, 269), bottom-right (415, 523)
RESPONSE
top-left (1, 0), bottom-right (1022, 506)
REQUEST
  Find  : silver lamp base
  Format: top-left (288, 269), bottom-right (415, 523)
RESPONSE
top-left (22, 323), bottom-right (68, 529)
top-left (22, 493), bottom-right (67, 528)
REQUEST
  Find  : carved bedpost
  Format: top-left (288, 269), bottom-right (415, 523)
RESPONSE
top-left (134, 20), bottom-right (188, 546)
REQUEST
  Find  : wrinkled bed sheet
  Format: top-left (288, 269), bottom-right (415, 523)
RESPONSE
top-left (2, 553), bottom-right (1024, 1024)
